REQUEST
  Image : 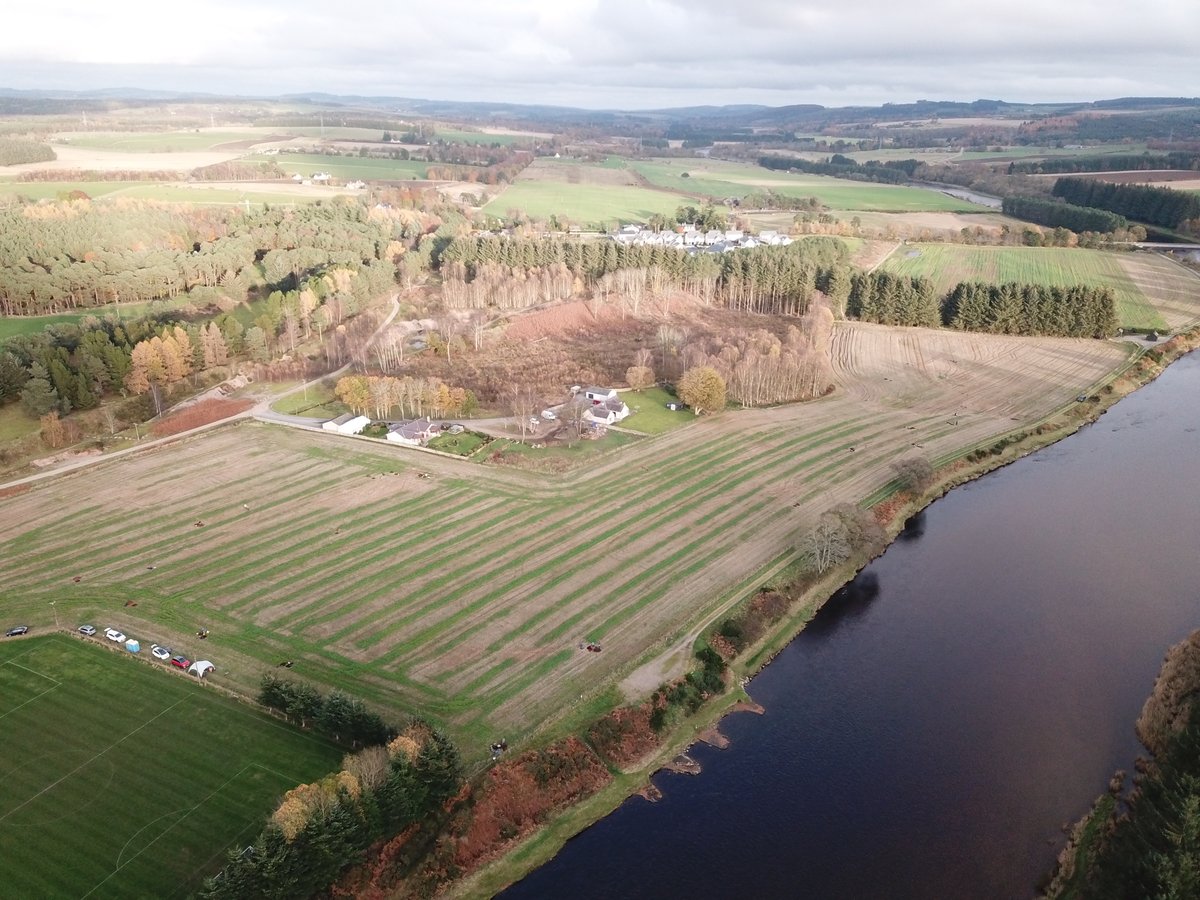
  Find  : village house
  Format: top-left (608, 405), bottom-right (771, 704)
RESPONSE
top-left (386, 417), bottom-right (442, 446)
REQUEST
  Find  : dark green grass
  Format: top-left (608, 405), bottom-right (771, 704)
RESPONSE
top-left (0, 636), bottom-right (341, 899)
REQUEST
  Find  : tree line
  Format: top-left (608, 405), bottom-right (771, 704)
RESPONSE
top-left (437, 235), bottom-right (849, 317)
top-left (0, 199), bottom-right (402, 316)
top-left (847, 271), bottom-right (1117, 337)
top-left (0, 137), bottom-right (55, 166)
top-left (334, 374), bottom-right (478, 420)
top-left (942, 282), bottom-right (1117, 337)
top-left (1009, 151), bottom-right (1200, 175)
top-left (200, 678), bottom-right (462, 899)
top-left (1001, 196), bottom-right (1128, 234)
top-left (1052, 176), bottom-right (1200, 230)
top-left (759, 154), bottom-right (916, 185)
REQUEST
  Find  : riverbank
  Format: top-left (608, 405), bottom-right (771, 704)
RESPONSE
top-left (426, 328), bottom-right (1200, 899)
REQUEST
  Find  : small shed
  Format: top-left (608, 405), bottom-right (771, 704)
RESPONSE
top-left (188, 660), bottom-right (215, 678)
top-left (125, 639), bottom-right (140, 653)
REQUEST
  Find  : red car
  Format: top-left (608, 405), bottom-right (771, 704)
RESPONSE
top-left (171, 655), bottom-right (190, 669)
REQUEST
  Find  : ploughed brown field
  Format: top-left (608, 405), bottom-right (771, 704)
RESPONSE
top-left (0, 323), bottom-right (1130, 751)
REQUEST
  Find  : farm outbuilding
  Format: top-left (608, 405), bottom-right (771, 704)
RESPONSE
top-left (323, 414), bottom-right (370, 435)
top-left (188, 660), bottom-right (215, 678)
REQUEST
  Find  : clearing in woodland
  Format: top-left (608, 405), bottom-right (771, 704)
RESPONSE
top-left (0, 323), bottom-right (1130, 755)
top-left (0, 636), bottom-right (340, 899)
top-left (879, 244), bottom-right (1200, 331)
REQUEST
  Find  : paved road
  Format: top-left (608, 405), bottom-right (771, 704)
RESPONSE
top-left (1, 295), bottom-right (401, 491)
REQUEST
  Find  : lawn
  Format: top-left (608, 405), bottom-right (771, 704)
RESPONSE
top-left (271, 152), bottom-right (433, 181)
top-left (433, 129), bottom-right (537, 146)
top-left (270, 382), bottom-right (343, 418)
top-left (427, 431), bottom-right (489, 456)
top-left (878, 244), bottom-right (1168, 330)
top-left (619, 387), bottom-right (695, 435)
top-left (0, 635), bottom-right (341, 899)
top-left (628, 158), bottom-right (986, 213)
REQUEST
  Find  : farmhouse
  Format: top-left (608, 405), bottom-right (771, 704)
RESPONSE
top-left (581, 387), bottom-right (630, 424)
top-left (386, 417), bottom-right (442, 446)
top-left (322, 413), bottom-right (371, 435)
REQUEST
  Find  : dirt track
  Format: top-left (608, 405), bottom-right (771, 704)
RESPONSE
top-left (0, 323), bottom-right (1132, 742)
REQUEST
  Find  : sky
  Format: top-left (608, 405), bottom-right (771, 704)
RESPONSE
top-left (2, 0), bottom-right (1197, 109)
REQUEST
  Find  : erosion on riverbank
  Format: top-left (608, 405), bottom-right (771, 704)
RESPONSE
top-left (1042, 629), bottom-right (1200, 899)
top-left (331, 329), bottom-right (1200, 899)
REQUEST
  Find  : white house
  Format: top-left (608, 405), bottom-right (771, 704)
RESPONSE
top-left (311, 172), bottom-right (331, 183)
top-left (386, 417), bottom-right (442, 446)
top-left (323, 413), bottom-right (370, 435)
top-left (581, 387), bottom-right (629, 424)
top-left (346, 180), bottom-right (366, 189)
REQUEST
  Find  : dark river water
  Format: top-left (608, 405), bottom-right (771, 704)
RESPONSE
top-left (502, 351), bottom-right (1200, 900)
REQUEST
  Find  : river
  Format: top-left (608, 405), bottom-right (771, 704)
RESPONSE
top-left (501, 351), bottom-right (1200, 899)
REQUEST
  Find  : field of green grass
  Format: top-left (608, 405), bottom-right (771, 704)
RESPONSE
top-left (55, 131), bottom-right (265, 152)
top-left (433, 129), bottom-right (537, 146)
top-left (0, 299), bottom-right (201, 341)
top-left (619, 387), bottom-right (695, 435)
top-left (271, 152), bottom-right (432, 181)
top-left (628, 158), bottom-right (985, 213)
top-left (0, 635), bottom-right (340, 899)
top-left (0, 404), bottom-right (37, 441)
top-left (0, 180), bottom-right (319, 205)
top-left (484, 180), bottom-right (690, 228)
top-left (879, 244), bottom-right (1168, 329)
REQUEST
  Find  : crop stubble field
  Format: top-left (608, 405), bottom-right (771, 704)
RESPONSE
top-left (0, 324), bottom-right (1130, 753)
top-left (0, 636), bottom-right (341, 898)
top-left (880, 244), bottom-right (1200, 330)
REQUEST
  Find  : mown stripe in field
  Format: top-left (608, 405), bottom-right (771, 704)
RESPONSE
top-left (357, 420), bottom-right (849, 660)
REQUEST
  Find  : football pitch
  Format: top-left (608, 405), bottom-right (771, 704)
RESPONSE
top-left (0, 636), bottom-right (341, 899)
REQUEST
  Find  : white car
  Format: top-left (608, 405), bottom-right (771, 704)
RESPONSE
top-left (151, 644), bottom-right (171, 661)
top-left (529, 417), bottom-right (541, 428)
top-left (541, 409), bottom-right (557, 420)
top-left (104, 628), bottom-right (127, 643)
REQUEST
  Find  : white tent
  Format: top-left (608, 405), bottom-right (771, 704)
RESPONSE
top-left (125, 639), bottom-right (140, 653)
top-left (188, 660), bottom-right (215, 678)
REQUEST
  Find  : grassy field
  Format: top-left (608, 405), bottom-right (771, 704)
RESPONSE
top-left (619, 387), bottom-right (695, 434)
top-left (0, 635), bottom-right (341, 899)
top-left (271, 152), bottom-right (433, 181)
top-left (433, 129), bottom-right (538, 146)
top-left (628, 158), bottom-right (986, 213)
top-left (483, 159), bottom-right (692, 226)
top-left (56, 131), bottom-right (265, 152)
top-left (0, 405), bottom-right (37, 441)
top-left (878, 244), bottom-right (1200, 330)
top-left (0, 180), bottom-right (322, 205)
top-left (0, 323), bottom-right (1130, 757)
top-left (0, 299), bottom-right (202, 341)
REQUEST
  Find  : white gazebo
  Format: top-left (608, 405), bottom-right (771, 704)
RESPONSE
top-left (188, 660), bottom-right (215, 678)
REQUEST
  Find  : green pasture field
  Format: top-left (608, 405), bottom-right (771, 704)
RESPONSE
top-left (433, 129), bottom-right (537, 146)
top-left (619, 387), bottom-right (695, 434)
top-left (271, 152), bottom-right (432, 181)
top-left (427, 431), bottom-right (489, 456)
top-left (879, 244), bottom-right (1169, 329)
top-left (0, 180), bottom-right (318, 205)
top-left (55, 131), bottom-right (265, 152)
top-left (628, 158), bottom-right (985, 212)
top-left (0, 299), bottom-right (200, 342)
top-left (0, 635), bottom-right (340, 899)
top-left (483, 180), bottom-right (690, 227)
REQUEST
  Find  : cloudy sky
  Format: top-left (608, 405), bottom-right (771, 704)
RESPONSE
top-left (3, 0), bottom-right (1197, 109)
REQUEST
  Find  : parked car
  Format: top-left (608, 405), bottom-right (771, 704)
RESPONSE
top-left (78, 624), bottom-right (97, 636)
top-left (529, 417), bottom-right (541, 427)
top-left (104, 628), bottom-right (126, 643)
top-left (170, 655), bottom-right (191, 669)
top-left (541, 409), bottom-right (557, 420)
top-left (151, 644), bottom-right (171, 661)
top-left (5, 625), bottom-right (29, 637)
